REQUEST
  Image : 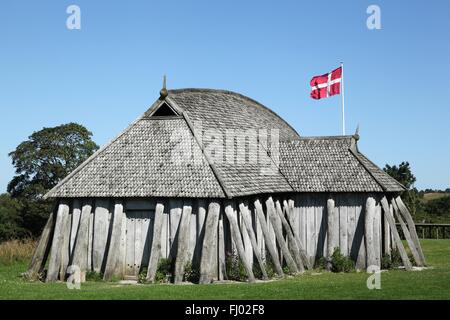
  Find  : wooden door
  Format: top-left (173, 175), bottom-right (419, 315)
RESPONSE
top-left (125, 210), bottom-right (154, 278)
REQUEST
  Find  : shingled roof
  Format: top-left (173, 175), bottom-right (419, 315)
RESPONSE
top-left (279, 136), bottom-right (405, 193)
top-left (45, 88), bottom-right (404, 199)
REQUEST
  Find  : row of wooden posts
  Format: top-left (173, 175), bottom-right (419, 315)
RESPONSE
top-left (26, 194), bottom-right (426, 284)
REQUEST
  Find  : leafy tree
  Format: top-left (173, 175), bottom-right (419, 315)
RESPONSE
top-left (383, 162), bottom-right (416, 189)
top-left (383, 162), bottom-right (419, 215)
top-left (7, 123), bottom-right (99, 237)
top-left (0, 194), bottom-right (27, 241)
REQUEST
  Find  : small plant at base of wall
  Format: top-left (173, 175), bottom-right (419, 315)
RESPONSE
top-left (183, 262), bottom-right (200, 283)
top-left (226, 251), bottom-right (247, 282)
top-left (85, 271), bottom-right (103, 282)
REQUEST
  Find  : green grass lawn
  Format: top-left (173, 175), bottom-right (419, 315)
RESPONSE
top-left (1, 240), bottom-right (449, 300)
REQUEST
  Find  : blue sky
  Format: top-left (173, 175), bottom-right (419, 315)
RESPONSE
top-left (1, 0), bottom-right (449, 192)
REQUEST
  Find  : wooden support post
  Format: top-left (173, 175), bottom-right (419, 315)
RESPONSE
top-left (218, 216), bottom-right (226, 281)
top-left (266, 197), bottom-right (298, 274)
top-left (59, 204), bottom-right (71, 281)
top-left (284, 200), bottom-right (311, 270)
top-left (395, 196), bottom-right (426, 266)
top-left (391, 199), bottom-right (423, 267)
top-left (275, 200), bottom-right (305, 273)
top-left (199, 201), bottom-right (221, 284)
top-left (93, 199), bottom-right (110, 273)
top-left (174, 202), bottom-right (193, 284)
top-left (46, 201), bottom-right (70, 282)
top-left (380, 197), bottom-right (412, 270)
top-left (254, 199), bottom-right (284, 277)
top-left (26, 212), bottom-right (55, 280)
top-left (326, 198), bottom-right (338, 270)
top-left (365, 197), bottom-right (377, 270)
top-left (103, 201), bottom-right (124, 281)
top-left (146, 202), bottom-right (165, 282)
top-left (384, 205), bottom-right (391, 256)
top-left (224, 202), bottom-right (255, 282)
top-left (71, 201), bottom-right (93, 282)
top-left (239, 202), bottom-right (268, 280)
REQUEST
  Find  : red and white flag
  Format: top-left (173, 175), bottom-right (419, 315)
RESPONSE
top-left (310, 67), bottom-right (342, 100)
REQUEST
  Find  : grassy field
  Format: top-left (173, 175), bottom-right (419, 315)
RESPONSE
top-left (0, 239), bottom-right (449, 300)
top-left (422, 193), bottom-right (450, 202)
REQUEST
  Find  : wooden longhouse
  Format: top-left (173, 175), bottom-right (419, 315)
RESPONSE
top-left (27, 87), bottom-right (426, 283)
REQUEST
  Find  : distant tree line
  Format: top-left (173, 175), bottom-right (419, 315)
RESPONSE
top-left (0, 123), bottom-right (98, 242)
top-left (383, 162), bottom-right (450, 223)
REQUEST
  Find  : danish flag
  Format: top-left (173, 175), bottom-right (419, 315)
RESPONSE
top-left (310, 67), bottom-right (342, 100)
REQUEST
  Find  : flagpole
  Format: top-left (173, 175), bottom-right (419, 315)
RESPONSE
top-left (341, 62), bottom-right (346, 135)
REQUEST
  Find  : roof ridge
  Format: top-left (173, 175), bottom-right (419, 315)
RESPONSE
top-left (168, 88), bottom-right (301, 139)
top-left (286, 135), bottom-right (354, 142)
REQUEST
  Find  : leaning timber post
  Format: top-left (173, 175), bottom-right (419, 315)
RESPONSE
top-left (254, 199), bottom-right (284, 277)
top-left (174, 201), bottom-right (193, 284)
top-left (326, 198), bottom-right (338, 271)
top-left (239, 202), bottom-right (268, 280)
top-left (275, 200), bottom-right (304, 273)
top-left (199, 201), bottom-right (221, 284)
top-left (26, 211), bottom-right (56, 280)
top-left (59, 202), bottom-right (72, 281)
top-left (266, 197), bottom-right (298, 274)
top-left (395, 196), bottom-right (426, 266)
top-left (285, 199), bottom-right (311, 270)
top-left (391, 198), bottom-right (423, 267)
top-left (71, 201), bottom-right (93, 282)
top-left (383, 204), bottom-right (391, 256)
top-left (380, 196), bottom-right (412, 270)
top-left (365, 197), bottom-right (377, 271)
top-left (224, 201), bottom-right (255, 282)
top-left (103, 200), bottom-right (124, 281)
top-left (46, 200), bottom-right (70, 282)
top-left (146, 202), bottom-right (165, 282)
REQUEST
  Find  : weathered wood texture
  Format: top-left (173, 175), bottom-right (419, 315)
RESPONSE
top-left (46, 201), bottom-right (70, 282)
top-left (266, 197), bottom-right (298, 274)
top-left (239, 202), bottom-right (268, 279)
top-left (327, 198), bottom-right (337, 270)
top-left (93, 199), bottom-right (110, 273)
top-left (146, 202), bottom-right (165, 282)
top-left (27, 212), bottom-right (55, 279)
top-left (364, 197), bottom-right (377, 269)
top-left (225, 202), bottom-right (255, 282)
top-left (395, 196), bottom-right (426, 266)
top-left (391, 198), bottom-right (423, 266)
top-left (71, 201), bottom-right (93, 280)
top-left (174, 202), bottom-right (193, 284)
top-left (103, 201), bottom-right (124, 281)
top-left (254, 199), bottom-right (284, 276)
top-left (380, 196), bottom-right (412, 270)
top-left (199, 201), bottom-right (221, 284)
top-left (275, 200), bottom-right (304, 272)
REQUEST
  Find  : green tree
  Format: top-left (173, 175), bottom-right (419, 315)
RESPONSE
top-left (7, 123), bottom-right (99, 237)
top-left (0, 193), bottom-right (26, 241)
top-left (383, 161), bottom-right (419, 214)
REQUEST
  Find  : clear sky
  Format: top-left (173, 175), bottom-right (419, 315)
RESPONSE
top-left (1, 0), bottom-right (449, 192)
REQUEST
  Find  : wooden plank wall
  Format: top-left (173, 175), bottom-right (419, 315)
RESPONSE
top-left (41, 193), bottom-right (390, 282)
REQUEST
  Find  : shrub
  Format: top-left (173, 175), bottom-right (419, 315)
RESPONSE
top-left (138, 267), bottom-right (148, 284)
top-left (316, 256), bottom-right (328, 271)
top-left (329, 248), bottom-right (355, 273)
top-left (226, 251), bottom-right (247, 281)
top-left (85, 271), bottom-right (103, 282)
top-left (381, 248), bottom-right (403, 270)
top-left (155, 258), bottom-right (173, 283)
top-left (184, 262), bottom-right (200, 283)
top-left (264, 258), bottom-right (277, 279)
